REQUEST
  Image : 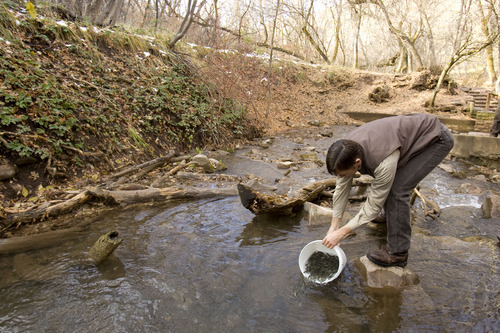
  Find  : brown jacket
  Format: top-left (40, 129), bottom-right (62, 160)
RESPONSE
top-left (346, 113), bottom-right (442, 176)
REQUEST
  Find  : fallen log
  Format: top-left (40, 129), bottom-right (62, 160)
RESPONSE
top-left (0, 185), bottom-right (238, 236)
top-left (106, 186), bottom-right (238, 205)
top-left (237, 182), bottom-right (326, 215)
top-left (108, 150), bottom-right (177, 180)
top-left (88, 231), bottom-right (123, 264)
top-left (237, 175), bottom-right (373, 215)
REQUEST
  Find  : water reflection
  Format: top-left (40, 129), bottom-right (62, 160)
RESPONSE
top-left (236, 213), bottom-right (303, 246)
top-left (96, 254), bottom-right (126, 280)
top-left (0, 160), bottom-right (498, 331)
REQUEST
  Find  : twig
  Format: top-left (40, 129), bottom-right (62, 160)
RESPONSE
top-left (168, 159), bottom-right (188, 176)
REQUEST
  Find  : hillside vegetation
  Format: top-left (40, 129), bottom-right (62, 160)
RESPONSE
top-left (0, 3), bottom-right (266, 202)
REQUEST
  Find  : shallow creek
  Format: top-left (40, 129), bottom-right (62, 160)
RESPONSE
top-left (0, 126), bottom-right (498, 332)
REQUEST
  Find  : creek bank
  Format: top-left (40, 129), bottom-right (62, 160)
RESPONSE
top-left (1, 124), bottom-right (499, 239)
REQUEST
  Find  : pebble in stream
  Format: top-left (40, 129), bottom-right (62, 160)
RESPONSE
top-left (305, 251), bottom-right (339, 282)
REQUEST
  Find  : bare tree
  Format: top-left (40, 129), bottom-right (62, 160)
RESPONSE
top-left (374, 0), bottom-right (424, 69)
top-left (168, 0), bottom-right (205, 49)
top-left (329, 2), bottom-right (344, 64)
top-left (349, 1), bottom-right (363, 69)
top-left (84, 0), bottom-right (124, 26)
top-left (300, 0), bottom-right (331, 64)
top-left (429, 0), bottom-right (497, 106)
top-left (476, 0), bottom-right (497, 85)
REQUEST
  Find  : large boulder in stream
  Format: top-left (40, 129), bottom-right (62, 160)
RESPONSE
top-left (355, 256), bottom-right (420, 288)
top-left (303, 202), bottom-right (332, 225)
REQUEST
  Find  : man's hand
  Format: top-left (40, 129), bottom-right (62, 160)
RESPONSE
top-left (322, 225), bottom-right (352, 249)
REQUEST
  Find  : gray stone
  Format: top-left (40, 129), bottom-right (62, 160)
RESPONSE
top-left (242, 178), bottom-right (277, 192)
top-left (276, 161), bottom-right (295, 169)
top-left (248, 149), bottom-right (261, 155)
top-left (191, 154), bottom-right (214, 173)
top-left (319, 129), bottom-right (334, 137)
top-left (481, 194), bottom-right (500, 218)
top-left (308, 119), bottom-right (324, 127)
top-left (258, 139), bottom-right (272, 149)
top-left (0, 164), bottom-right (17, 181)
top-left (455, 183), bottom-right (483, 195)
top-left (303, 202), bottom-right (332, 225)
top-left (355, 256), bottom-right (420, 288)
top-left (209, 158), bottom-right (227, 171)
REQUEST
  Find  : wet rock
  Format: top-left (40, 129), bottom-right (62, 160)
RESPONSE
top-left (192, 154), bottom-right (214, 173)
top-left (355, 256), bottom-right (420, 288)
top-left (438, 163), bottom-right (454, 173)
top-left (276, 161), bottom-right (295, 169)
top-left (308, 120), bottom-right (324, 127)
top-left (258, 139), bottom-right (272, 149)
top-left (303, 202), bottom-right (332, 225)
top-left (243, 178), bottom-right (277, 192)
top-left (0, 164), bottom-right (17, 181)
top-left (248, 149), bottom-right (261, 156)
top-left (438, 163), bottom-right (466, 178)
top-left (455, 183), bottom-right (483, 195)
top-left (481, 194), bottom-right (500, 218)
top-left (473, 174), bottom-right (487, 182)
top-left (490, 172), bottom-right (500, 183)
top-left (319, 128), bottom-right (334, 137)
top-left (209, 158), bottom-right (227, 171)
top-left (298, 153), bottom-right (319, 162)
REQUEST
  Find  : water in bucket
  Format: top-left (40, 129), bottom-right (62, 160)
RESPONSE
top-left (298, 240), bottom-right (347, 284)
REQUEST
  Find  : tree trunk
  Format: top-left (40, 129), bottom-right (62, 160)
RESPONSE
top-left (108, 0), bottom-right (125, 26)
top-left (353, 11), bottom-right (361, 69)
top-left (476, 0), bottom-right (497, 85)
top-left (330, 4), bottom-right (343, 63)
top-left (86, 0), bottom-right (104, 21)
top-left (395, 41), bottom-right (408, 73)
top-left (376, 0), bottom-right (424, 70)
top-left (265, 0), bottom-right (280, 118)
top-left (168, 0), bottom-right (199, 49)
top-left (95, 0), bottom-right (119, 26)
top-left (141, 0), bottom-right (151, 28)
top-left (430, 59), bottom-right (454, 107)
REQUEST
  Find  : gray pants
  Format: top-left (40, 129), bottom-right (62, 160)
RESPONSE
top-left (385, 124), bottom-right (454, 254)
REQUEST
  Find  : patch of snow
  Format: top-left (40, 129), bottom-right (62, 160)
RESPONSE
top-left (0, 37), bottom-right (11, 45)
top-left (55, 20), bottom-right (68, 27)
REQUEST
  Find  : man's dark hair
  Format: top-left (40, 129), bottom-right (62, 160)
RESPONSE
top-left (326, 139), bottom-right (363, 175)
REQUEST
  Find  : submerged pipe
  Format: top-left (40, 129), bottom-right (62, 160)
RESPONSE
top-left (88, 231), bottom-right (123, 264)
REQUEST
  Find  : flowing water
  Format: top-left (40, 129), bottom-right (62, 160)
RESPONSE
top-left (0, 126), bottom-right (498, 332)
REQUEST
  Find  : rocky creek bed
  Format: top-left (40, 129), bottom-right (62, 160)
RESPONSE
top-left (0, 124), bottom-right (499, 331)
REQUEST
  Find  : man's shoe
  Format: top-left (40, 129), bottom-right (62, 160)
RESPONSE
top-left (371, 213), bottom-right (386, 224)
top-left (367, 247), bottom-right (408, 268)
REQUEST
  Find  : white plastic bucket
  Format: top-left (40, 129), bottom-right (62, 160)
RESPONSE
top-left (298, 240), bottom-right (347, 284)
